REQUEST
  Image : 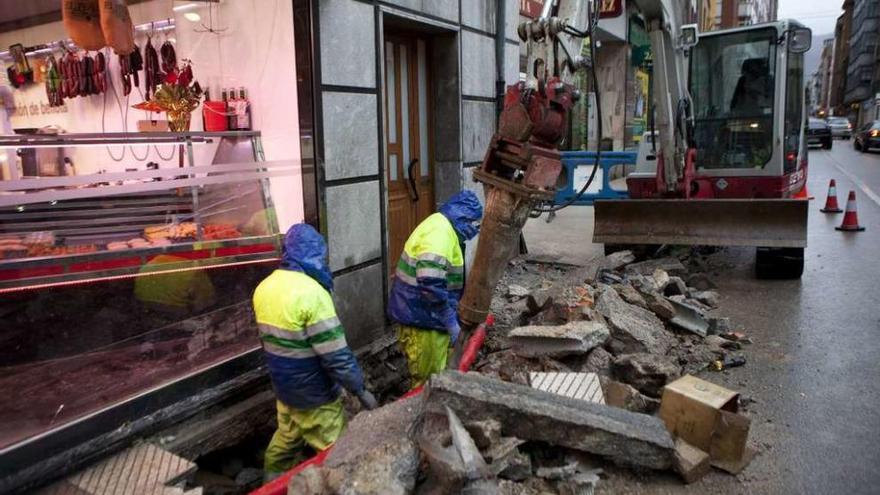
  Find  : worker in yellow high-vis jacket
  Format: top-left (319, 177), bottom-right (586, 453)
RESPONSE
top-left (253, 224), bottom-right (377, 481)
top-left (387, 190), bottom-right (483, 388)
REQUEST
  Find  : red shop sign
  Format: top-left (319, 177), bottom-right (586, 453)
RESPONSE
top-left (521, 0), bottom-right (544, 18)
top-left (599, 0), bottom-right (623, 18)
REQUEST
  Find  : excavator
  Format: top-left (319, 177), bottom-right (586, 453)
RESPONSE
top-left (455, 0), bottom-right (811, 342)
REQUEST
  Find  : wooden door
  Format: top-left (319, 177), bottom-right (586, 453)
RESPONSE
top-left (384, 35), bottom-right (435, 270)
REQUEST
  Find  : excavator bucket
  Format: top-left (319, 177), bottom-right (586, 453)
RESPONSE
top-left (593, 199), bottom-right (808, 248)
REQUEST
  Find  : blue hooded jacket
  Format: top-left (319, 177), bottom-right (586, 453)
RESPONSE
top-left (253, 224), bottom-right (365, 409)
top-left (387, 191), bottom-right (484, 333)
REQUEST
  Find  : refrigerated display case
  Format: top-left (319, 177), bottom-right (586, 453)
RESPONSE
top-left (0, 131), bottom-right (294, 457)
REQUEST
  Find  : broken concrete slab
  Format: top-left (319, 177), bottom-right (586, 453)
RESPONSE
top-left (509, 321), bottom-right (610, 358)
top-left (642, 290), bottom-right (676, 321)
top-left (624, 257), bottom-right (687, 277)
top-left (426, 371), bottom-right (675, 470)
top-left (595, 287), bottom-right (672, 355)
top-left (289, 394), bottom-right (423, 495)
top-left (601, 378), bottom-right (661, 414)
top-left (535, 461), bottom-right (578, 480)
top-left (673, 438), bottom-right (711, 484)
top-left (612, 353), bottom-right (681, 398)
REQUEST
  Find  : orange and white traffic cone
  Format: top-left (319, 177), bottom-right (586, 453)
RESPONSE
top-left (835, 191), bottom-right (865, 232)
top-left (820, 179), bottom-right (843, 213)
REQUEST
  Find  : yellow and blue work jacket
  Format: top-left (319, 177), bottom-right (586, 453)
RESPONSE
top-left (253, 224), bottom-right (365, 410)
top-left (387, 212), bottom-right (465, 332)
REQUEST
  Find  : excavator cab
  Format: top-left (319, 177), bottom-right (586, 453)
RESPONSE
top-left (594, 21), bottom-right (811, 278)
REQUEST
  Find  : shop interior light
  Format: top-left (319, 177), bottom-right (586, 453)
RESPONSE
top-left (184, 12), bottom-right (202, 22)
top-left (173, 2), bottom-right (200, 11)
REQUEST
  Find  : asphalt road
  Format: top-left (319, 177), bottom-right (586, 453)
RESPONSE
top-left (523, 141), bottom-right (880, 494)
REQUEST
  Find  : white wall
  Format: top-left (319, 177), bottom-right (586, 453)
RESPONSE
top-left (0, 0), bottom-right (303, 230)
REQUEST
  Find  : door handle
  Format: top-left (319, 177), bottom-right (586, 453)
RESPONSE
top-left (406, 158), bottom-right (419, 202)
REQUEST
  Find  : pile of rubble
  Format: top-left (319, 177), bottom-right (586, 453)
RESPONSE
top-left (289, 250), bottom-right (756, 494)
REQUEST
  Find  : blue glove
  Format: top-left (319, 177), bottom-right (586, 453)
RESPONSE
top-left (448, 321), bottom-right (461, 345)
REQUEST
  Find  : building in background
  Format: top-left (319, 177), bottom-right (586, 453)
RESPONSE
top-left (813, 38), bottom-right (835, 116)
top-left (830, 0), bottom-right (854, 116)
top-left (719, 0), bottom-right (777, 29)
top-left (843, 0), bottom-right (880, 125)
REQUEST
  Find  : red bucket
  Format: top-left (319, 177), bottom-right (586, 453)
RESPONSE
top-left (202, 101), bottom-right (228, 131)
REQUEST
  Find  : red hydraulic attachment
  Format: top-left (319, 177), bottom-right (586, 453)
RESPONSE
top-left (456, 79), bottom-right (575, 336)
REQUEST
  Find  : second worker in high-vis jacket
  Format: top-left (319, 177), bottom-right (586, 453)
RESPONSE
top-left (387, 190), bottom-right (484, 388)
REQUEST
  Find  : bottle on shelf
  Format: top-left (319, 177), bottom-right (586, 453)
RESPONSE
top-left (235, 87), bottom-right (251, 131)
top-left (225, 88), bottom-right (237, 130)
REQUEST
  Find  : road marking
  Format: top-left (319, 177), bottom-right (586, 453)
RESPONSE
top-left (826, 153), bottom-right (880, 207)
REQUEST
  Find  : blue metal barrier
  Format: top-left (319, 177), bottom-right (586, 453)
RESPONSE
top-left (553, 150), bottom-right (637, 206)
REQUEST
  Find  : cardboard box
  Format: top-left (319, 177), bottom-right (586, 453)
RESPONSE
top-left (659, 375), bottom-right (753, 474)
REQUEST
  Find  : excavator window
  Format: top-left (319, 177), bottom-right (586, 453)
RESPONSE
top-left (690, 27), bottom-right (778, 170)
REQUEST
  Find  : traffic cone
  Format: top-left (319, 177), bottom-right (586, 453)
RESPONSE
top-left (793, 184), bottom-right (813, 200)
top-left (820, 180), bottom-right (843, 213)
top-left (835, 191), bottom-right (865, 231)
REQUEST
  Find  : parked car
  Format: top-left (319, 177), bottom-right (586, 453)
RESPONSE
top-left (853, 120), bottom-right (880, 152)
top-left (807, 118), bottom-right (832, 149)
top-left (826, 116), bottom-right (852, 139)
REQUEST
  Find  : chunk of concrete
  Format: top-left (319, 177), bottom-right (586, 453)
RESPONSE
top-left (595, 287), bottom-right (672, 355)
top-left (582, 347), bottom-right (613, 375)
top-left (691, 290), bottom-right (720, 308)
top-left (663, 276), bottom-right (689, 296)
top-left (602, 378), bottom-right (661, 414)
top-left (509, 321), bottom-right (610, 358)
top-left (613, 284), bottom-right (647, 308)
top-left (465, 419), bottom-right (502, 451)
top-left (641, 290), bottom-right (676, 321)
top-left (603, 250), bottom-right (636, 270)
top-left (612, 353), bottom-right (681, 398)
top-left (289, 395), bottom-right (423, 495)
top-left (708, 317), bottom-right (732, 335)
top-left (507, 284), bottom-right (530, 298)
top-left (686, 273), bottom-right (717, 291)
top-left (651, 269), bottom-right (670, 291)
top-left (426, 371), bottom-right (675, 470)
top-left (673, 438), bottom-right (711, 484)
top-left (625, 257), bottom-right (687, 277)
top-left (497, 449), bottom-right (532, 482)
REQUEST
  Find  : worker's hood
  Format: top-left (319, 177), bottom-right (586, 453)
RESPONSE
top-left (438, 190), bottom-right (484, 242)
top-left (279, 223), bottom-right (334, 292)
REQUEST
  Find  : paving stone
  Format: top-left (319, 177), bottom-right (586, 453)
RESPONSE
top-left (509, 321), bottom-right (610, 358)
top-left (612, 353), bottom-right (681, 398)
top-left (595, 287), bottom-right (672, 355)
top-left (426, 371), bottom-right (675, 470)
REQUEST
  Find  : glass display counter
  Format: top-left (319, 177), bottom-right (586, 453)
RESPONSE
top-left (0, 132), bottom-right (295, 453)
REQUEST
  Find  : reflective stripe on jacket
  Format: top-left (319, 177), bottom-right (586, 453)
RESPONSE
top-left (387, 212), bottom-right (464, 332)
top-left (253, 269), bottom-right (365, 409)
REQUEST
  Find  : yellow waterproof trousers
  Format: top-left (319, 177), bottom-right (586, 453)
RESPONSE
top-left (398, 325), bottom-right (451, 389)
top-left (263, 398), bottom-right (345, 475)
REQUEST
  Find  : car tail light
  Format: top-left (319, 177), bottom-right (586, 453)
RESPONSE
top-left (871, 130), bottom-right (879, 137)
top-left (786, 152), bottom-right (796, 163)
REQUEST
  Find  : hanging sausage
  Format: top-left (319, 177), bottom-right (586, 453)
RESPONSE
top-left (62, 0), bottom-right (106, 51)
top-left (144, 38), bottom-right (160, 101)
